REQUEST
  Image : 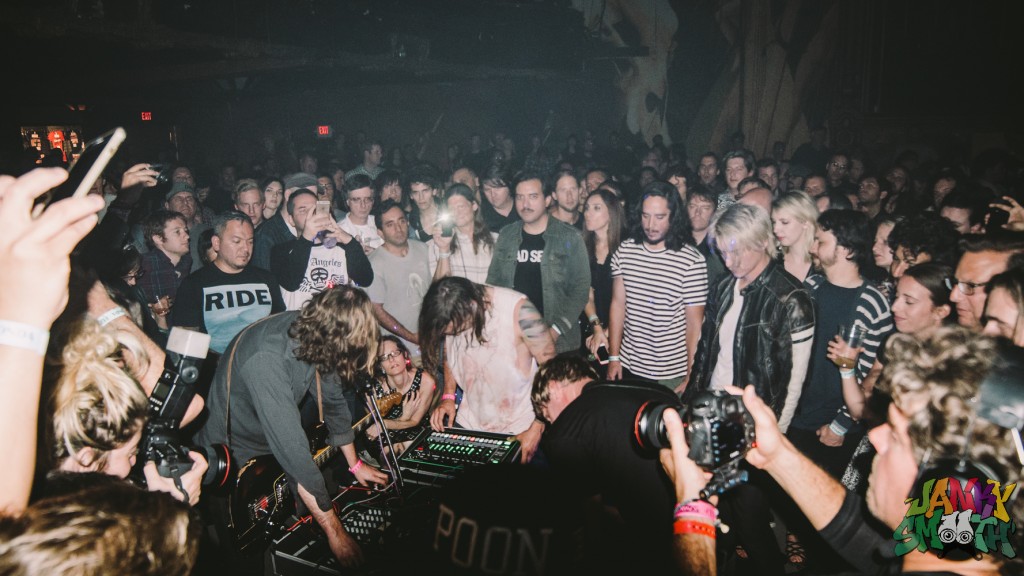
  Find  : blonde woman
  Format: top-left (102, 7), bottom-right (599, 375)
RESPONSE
top-left (52, 317), bottom-right (206, 505)
top-left (771, 191), bottom-right (818, 282)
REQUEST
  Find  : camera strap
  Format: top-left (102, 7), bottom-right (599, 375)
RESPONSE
top-left (315, 370), bottom-right (324, 423)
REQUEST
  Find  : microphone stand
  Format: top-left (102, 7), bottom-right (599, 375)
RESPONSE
top-left (360, 374), bottom-right (405, 499)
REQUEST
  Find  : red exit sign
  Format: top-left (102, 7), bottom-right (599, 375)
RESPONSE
top-left (316, 125), bottom-right (332, 138)
top-left (141, 111), bottom-right (153, 121)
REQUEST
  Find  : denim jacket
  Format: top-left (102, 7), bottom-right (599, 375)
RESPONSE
top-left (486, 218), bottom-right (591, 353)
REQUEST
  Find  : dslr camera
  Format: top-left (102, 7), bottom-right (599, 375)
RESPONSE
top-left (634, 390), bottom-right (756, 498)
top-left (136, 327), bottom-right (231, 493)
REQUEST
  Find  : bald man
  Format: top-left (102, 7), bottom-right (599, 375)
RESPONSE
top-left (738, 186), bottom-right (773, 213)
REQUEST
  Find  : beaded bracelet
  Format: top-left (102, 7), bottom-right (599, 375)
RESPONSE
top-left (674, 520), bottom-right (716, 538)
top-left (348, 460), bottom-right (363, 473)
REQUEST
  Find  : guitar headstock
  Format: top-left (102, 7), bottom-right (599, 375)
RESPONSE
top-left (376, 391), bottom-right (403, 414)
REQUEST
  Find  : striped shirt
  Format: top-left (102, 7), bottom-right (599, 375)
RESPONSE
top-left (611, 239), bottom-right (708, 380)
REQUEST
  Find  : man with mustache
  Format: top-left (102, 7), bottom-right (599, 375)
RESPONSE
top-left (487, 171), bottom-right (590, 354)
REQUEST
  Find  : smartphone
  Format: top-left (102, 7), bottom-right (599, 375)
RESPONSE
top-left (315, 200), bottom-right (332, 217)
top-left (439, 212), bottom-right (454, 237)
top-left (596, 345), bottom-right (610, 365)
top-left (988, 204), bottom-right (1010, 231)
top-left (36, 127), bottom-right (126, 211)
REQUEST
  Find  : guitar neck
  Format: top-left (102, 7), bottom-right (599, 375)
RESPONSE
top-left (309, 390), bottom-right (400, 469)
top-left (311, 411), bottom-right (374, 468)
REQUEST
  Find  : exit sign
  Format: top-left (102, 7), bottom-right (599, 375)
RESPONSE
top-left (141, 111), bottom-right (153, 121)
top-left (316, 125), bottom-right (332, 138)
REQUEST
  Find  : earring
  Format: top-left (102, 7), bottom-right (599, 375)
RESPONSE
top-left (405, 358), bottom-right (412, 369)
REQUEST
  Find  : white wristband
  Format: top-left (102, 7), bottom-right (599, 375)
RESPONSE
top-left (828, 421), bottom-right (848, 436)
top-left (96, 307), bottom-right (127, 327)
top-left (0, 320), bottom-right (50, 356)
top-left (438, 252), bottom-right (451, 259)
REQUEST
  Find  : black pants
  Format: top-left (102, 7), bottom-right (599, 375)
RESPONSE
top-left (786, 426), bottom-right (865, 481)
top-left (716, 467), bottom-right (787, 576)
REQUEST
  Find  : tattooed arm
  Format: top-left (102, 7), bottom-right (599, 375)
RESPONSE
top-left (515, 297), bottom-right (553, 463)
top-left (517, 298), bottom-right (556, 365)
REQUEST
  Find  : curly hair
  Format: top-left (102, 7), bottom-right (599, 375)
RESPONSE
top-left (418, 277), bottom-right (489, 375)
top-left (289, 286), bottom-right (379, 383)
top-left (818, 209), bottom-right (872, 270)
top-left (876, 327), bottom-right (1023, 563)
top-left (51, 317), bottom-right (149, 470)
top-left (887, 212), bottom-right (960, 266)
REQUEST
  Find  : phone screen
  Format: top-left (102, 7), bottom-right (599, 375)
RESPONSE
top-left (596, 345), bottom-right (610, 365)
top-left (36, 127), bottom-right (126, 210)
top-left (440, 212), bottom-right (454, 237)
top-left (315, 200), bottom-right (332, 217)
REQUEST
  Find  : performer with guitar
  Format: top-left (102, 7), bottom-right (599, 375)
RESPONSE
top-left (193, 286), bottom-right (388, 569)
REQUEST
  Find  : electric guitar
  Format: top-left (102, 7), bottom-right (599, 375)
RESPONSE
top-left (229, 391), bottom-right (402, 555)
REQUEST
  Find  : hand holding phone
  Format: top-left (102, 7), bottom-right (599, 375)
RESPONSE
top-left (596, 345), bottom-right (610, 365)
top-left (314, 201), bottom-right (337, 248)
top-left (987, 200), bottom-right (1013, 231)
top-left (34, 127), bottom-right (126, 214)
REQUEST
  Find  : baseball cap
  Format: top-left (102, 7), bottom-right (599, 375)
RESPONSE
top-left (283, 172), bottom-right (317, 191)
top-left (165, 180), bottom-right (196, 202)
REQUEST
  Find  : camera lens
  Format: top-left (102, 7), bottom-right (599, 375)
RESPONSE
top-left (633, 401), bottom-right (672, 451)
top-left (197, 443), bottom-right (232, 488)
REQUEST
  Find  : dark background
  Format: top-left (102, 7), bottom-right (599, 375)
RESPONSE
top-left (1, 0), bottom-right (1020, 175)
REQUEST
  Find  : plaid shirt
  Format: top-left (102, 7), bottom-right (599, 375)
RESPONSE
top-left (138, 249), bottom-right (192, 303)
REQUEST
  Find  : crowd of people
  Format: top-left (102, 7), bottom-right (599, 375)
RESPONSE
top-left (0, 126), bottom-right (1022, 576)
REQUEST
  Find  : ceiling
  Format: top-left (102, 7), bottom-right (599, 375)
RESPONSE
top-left (2, 0), bottom-right (626, 108)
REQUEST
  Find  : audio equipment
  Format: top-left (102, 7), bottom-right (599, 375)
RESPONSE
top-left (397, 428), bottom-right (522, 487)
top-left (270, 485), bottom-right (435, 576)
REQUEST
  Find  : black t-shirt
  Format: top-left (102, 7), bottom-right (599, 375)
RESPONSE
top-left (513, 230), bottom-right (545, 314)
top-left (792, 281), bottom-right (861, 430)
top-left (590, 258), bottom-right (612, 326)
top-left (481, 198), bottom-right (520, 234)
top-left (543, 380), bottom-right (678, 572)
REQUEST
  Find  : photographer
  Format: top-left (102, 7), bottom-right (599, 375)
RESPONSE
top-left (50, 316), bottom-right (208, 506)
top-left (659, 327), bottom-right (1024, 575)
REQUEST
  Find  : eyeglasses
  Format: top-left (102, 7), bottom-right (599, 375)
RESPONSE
top-left (349, 197), bottom-right (373, 205)
top-left (378, 350), bottom-right (404, 363)
top-left (829, 162), bottom-right (849, 170)
top-left (122, 269), bottom-right (144, 282)
top-left (954, 279), bottom-right (987, 296)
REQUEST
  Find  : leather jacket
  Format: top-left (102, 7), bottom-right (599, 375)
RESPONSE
top-left (686, 259), bottom-right (815, 416)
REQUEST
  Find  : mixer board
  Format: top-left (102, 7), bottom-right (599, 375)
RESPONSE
top-left (271, 428), bottom-right (520, 574)
top-left (397, 428), bottom-right (522, 487)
